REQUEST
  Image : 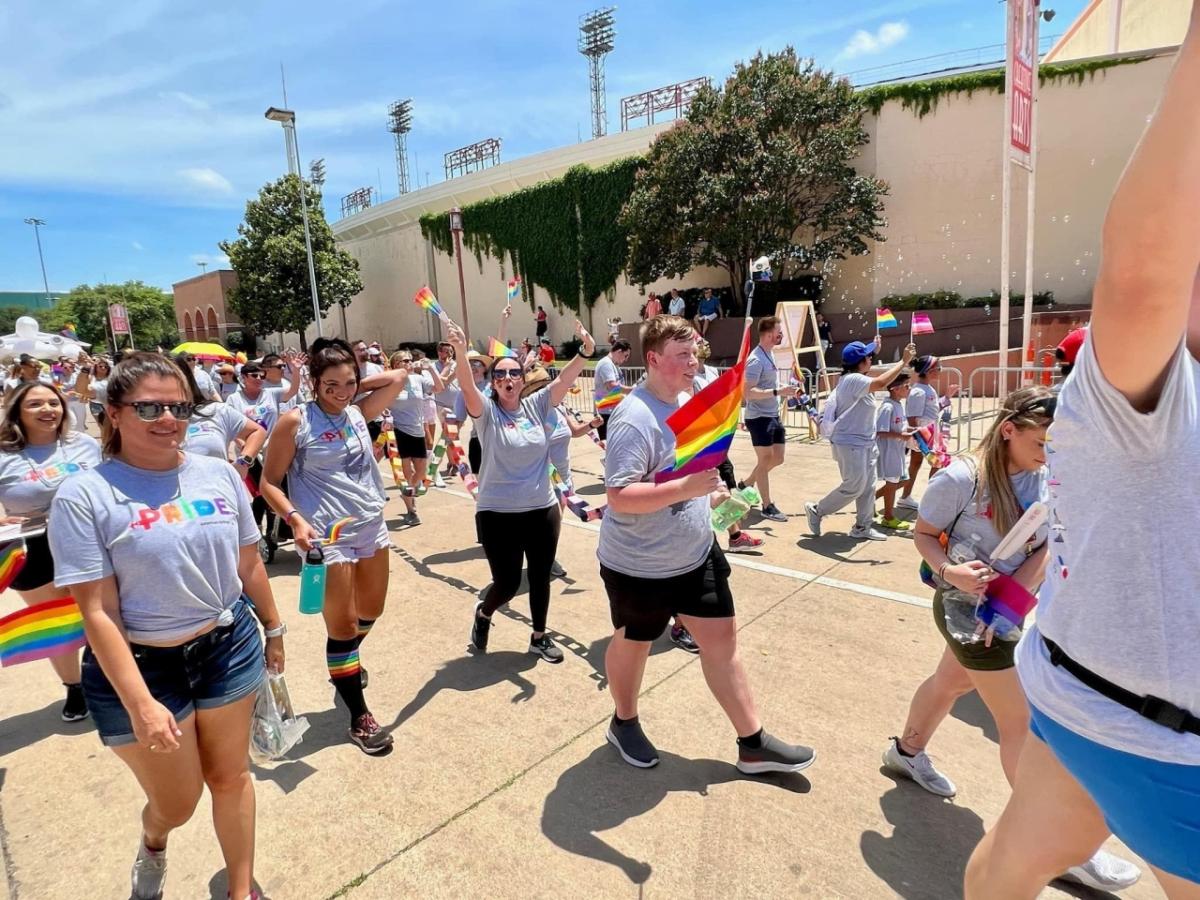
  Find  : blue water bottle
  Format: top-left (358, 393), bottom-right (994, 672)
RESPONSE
top-left (298, 545), bottom-right (327, 615)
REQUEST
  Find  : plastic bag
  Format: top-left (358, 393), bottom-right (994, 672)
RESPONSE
top-left (249, 672), bottom-right (310, 763)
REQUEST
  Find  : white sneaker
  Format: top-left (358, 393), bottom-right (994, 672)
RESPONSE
top-left (896, 496), bottom-right (920, 510)
top-left (804, 502), bottom-right (822, 537)
top-left (1062, 849), bottom-right (1141, 892)
top-left (131, 842), bottom-right (167, 900)
top-left (882, 739), bottom-right (957, 798)
top-left (434, 472), bottom-right (447, 489)
top-left (850, 525), bottom-right (888, 541)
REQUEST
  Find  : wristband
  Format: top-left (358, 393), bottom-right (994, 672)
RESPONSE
top-left (772, 388), bottom-right (778, 397)
top-left (285, 509), bottom-right (301, 523)
top-left (263, 622), bottom-right (287, 638)
top-left (937, 561), bottom-right (950, 580)
top-left (236, 455), bottom-right (255, 467)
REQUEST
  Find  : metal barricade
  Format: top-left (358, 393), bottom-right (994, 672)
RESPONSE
top-left (961, 365), bottom-right (1062, 452)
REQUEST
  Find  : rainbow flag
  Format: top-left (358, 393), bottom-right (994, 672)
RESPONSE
top-left (60, 324), bottom-right (79, 340)
top-left (487, 337), bottom-right (518, 359)
top-left (596, 386), bottom-right (624, 412)
top-left (912, 313), bottom-right (935, 335)
top-left (506, 278), bottom-right (521, 302)
top-left (654, 324), bottom-right (752, 484)
top-left (0, 541), bottom-right (27, 593)
top-left (0, 597), bottom-right (86, 667)
top-left (876, 308), bottom-right (899, 330)
top-left (324, 517), bottom-right (356, 543)
top-left (413, 286), bottom-right (447, 319)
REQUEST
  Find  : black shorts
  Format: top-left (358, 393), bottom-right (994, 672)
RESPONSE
top-left (536, 321), bottom-right (548, 337)
top-left (395, 429), bottom-right (428, 459)
top-left (717, 458), bottom-right (736, 490)
top-left (746, 415), bottom-right (786, 447)
top-left (11, 533), bottom-right (54, 592)
top-left (367, 420), bottom-right (382, 442)
top-left (598, 414), bottom-right (612, 442)
top-left (600, 541), bottom-right (735, 641)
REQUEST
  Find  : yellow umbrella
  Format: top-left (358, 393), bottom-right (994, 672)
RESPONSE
top-left (170, 341), bottom-right (234, 362)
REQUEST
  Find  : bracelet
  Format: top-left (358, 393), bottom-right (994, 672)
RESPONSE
top-left (263, 622), bottom-right (287, 639)
top-left (937, 561), bottom-right (950, 580)
top-left (285, 509), bottom-right (301, 522)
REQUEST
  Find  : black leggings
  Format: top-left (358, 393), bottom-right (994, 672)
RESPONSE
top-left (468, 435), bottom-right (482, 475)
top-left (476, 505), bottom-right (561, 633)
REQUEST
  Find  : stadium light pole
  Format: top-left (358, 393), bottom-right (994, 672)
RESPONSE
top-left (448, 207), bottom-right (470, 341)
top-left (23, 218), bottom-right (51, 308)
top-left (265, 106), bottom-right (324, 339)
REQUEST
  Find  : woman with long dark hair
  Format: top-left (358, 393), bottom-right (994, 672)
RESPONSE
top-left (0, 380), bottom-right (101, 720)
top-left (50, 352), bottom-right (285, 900)
top-left (260, 338), bottom-right (408, 754)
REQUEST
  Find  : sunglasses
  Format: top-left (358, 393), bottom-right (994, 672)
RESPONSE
top-left (115, 401), bottom-right (196, 422)
top-left (1005, 396), bottom-right (1057, 421)
top-left (244, 373), bottom-right (266, 380)
top-left (493, 369), bottom-right (522, 381)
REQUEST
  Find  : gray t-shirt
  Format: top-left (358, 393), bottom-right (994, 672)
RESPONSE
top-left (265, 380), bottom-right (299, 414)
top-left (546, 405), bottom-right (572, 489)
top-left (355, 362), bottom-right (386, 420)
top-left (454, 379), bottom-right (490, 423)
top-left (1017, 337), bottom-right (1200, 765)
top-left (50, 454), bottom-right (260, 643)
top-left (743, 345), bottom-right (779, 420)
top-left (193, 367), bottom-right (217, 400)
top-left (389, 372), bottom-right (435, 437)
top-left (693, 365), bottom-right (720, 392)
top-left (597, 384), bottom-right (713, 578)
top-left (90, 378), bottom-right (109, 406)
top-left (184, 402), bottom-right (249, 461)
top-left (593, 355), bottom-right (623, 406)
top-left (226, 388), bottom-right (279, 433)
top-left (876, 398), bottom-right (908, 480)
top-left (829, 373), bottom-right (878, 447)
top-left (471, 389), bottom-right (556, 513)
top-left (432, 360), bottom-right (461, 410)
top-left (906, 381), bottom-right (939, 426)
top-left (0, 434), bottom-right (101, 516)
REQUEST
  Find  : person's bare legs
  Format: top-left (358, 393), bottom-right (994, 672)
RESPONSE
top-left (18, 583), bottom-right (81, 684)
top-left (897, 646), bottom-right (974, 754)
top-left (400, 457), bottom-right (419, 514)
top-left (901, 449), bottom-right (924, 499)
top-left (743, 444), bottom-right (784, 507)
top-left (1150, 868), bottom-right (1200, 899)
top-left (112, 713), bottom-right (204, 853)
top-left (196, 694), bottom-right (258, 899)
top-left (677, 614), bottom-right (760, 736)
top-left (965, 734), bottom-right (1112, 899)
top-left (966, 666), bottom-right (1030, 786)
top-left (606, 627), bottom-right (651, 720)
top-left (353, 547), bottom-right (390, 623)
top-left (879, 481), bottom-right (901, 521)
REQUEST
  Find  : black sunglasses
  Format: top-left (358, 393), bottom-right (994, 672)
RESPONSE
top-left (1005, 396), bottom-right (1057, 421)
top-left (115, 401), bottom-right (196, 422)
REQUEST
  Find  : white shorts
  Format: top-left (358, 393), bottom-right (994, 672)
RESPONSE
top-left (301, 516), bottom-right (391, 566)
top-left (698, 313), bottom-right (718, 322)
top-left (423, 399), bottom-right (438, 425)
top-left (881, 475), bottom-right (907, 485)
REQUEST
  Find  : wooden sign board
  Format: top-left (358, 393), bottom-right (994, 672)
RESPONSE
top-left (769, 300), bottom-right (834, 439)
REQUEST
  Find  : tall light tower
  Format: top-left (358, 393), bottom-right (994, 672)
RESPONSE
top-left (387, 99), bottom-right (413, 195)
top-left (23, 218), bottom-right (52, 307)
top-left (578, 7), bottom-right (616, 140)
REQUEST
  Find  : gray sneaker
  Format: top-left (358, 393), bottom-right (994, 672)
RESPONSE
top-left (761, 503), bottom-right (788, 523)
top-left (850, 525), bottom-right (888, 541)
top-left (1062, 849), bottom-right (1141, 892)
top-left (528, 634), bottom-right (564, 663)
top-left (804, 502), bottom-right (822, 537)
top-left (607, 715), bottom-right (660, 768)
top-left (736, 731), bottom-right (816, 775)
top-left (131, 842), bottom-right (167, 900)
top-left (550, 559), bottom-right (567, 578)
top-left (882, 738), bottom-right (956, 798)
top-left (405, 511), bottom-right (422, 526)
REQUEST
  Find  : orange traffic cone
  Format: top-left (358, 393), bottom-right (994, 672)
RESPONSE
top-left (1041, 352), bottom-right (1054, 386)
top-left (1024, 340), bottom-right (1035, 383)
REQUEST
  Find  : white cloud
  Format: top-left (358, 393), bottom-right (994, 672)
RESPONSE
top-left (159, 90), bottom-right (210, 111)
top-left (132, 240), bottom-right (144, 251)
top-left (179, 167), bottom-right (234, 195)
top-left (839, 21), bottom-right (911, 60)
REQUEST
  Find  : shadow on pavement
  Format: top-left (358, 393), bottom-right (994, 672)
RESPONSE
top-left (950, 692), bottom-right (1000, 745)
top-left (796, 534), bottom-right (891, 565)
top-left (0, 700), bottom-right (93, 756)
top-left (422, 546), bottom-right (488, 566)
top-left (386, 651), bottom-right (539, 731)
top-left (574, 482), bottom-right (606, 497)
top-left (542, 745), bottom-right (810, 885)
top-left (860, 782), bottom-right (984, 899)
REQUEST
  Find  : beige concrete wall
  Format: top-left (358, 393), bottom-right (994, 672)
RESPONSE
top-left (1044, 0), bottom-right (1189, 63)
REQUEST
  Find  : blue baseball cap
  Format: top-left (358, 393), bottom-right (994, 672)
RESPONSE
top-left (841, 339), bottom-right (879, 365)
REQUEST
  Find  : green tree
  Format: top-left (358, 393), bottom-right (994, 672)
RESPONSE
top-left (620, 48), bottom-right (888, 304)
top-left (220, 175), bottom-right (363, 349)
top-left (44, 282), bottom-right (178, 352)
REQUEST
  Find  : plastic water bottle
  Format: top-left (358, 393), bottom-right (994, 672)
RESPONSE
top-left (298, 545), bottom-right (327, 615)
top-left (711, 486), bottom-right (761, 532)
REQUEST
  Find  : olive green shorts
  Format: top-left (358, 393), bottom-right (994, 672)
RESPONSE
top-left (932, 589), bottom-right (1016, 672)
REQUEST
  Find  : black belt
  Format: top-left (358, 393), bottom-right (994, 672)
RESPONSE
top-left (1042, 635), bottom-right (1200, 736)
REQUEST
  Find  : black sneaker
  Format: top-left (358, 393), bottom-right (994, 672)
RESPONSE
top-left (470, 601), bottom-right (492, 652)
top-left (736, 730), bottom-right (816, 775)
top-left (760, 503), bottom-right (788, 523)
top-left (670, 624), bottom-right (700, 654)
top-left (529, 634), bottom-right (564, 663)
top-left (606, 715), bottom-right (660, 768)
top-left (348, 712), bottom-right (393, 754)
top-left (550, 559), bottom-right (567, 578)
top-left (61, 683), bottom-right (89, 722)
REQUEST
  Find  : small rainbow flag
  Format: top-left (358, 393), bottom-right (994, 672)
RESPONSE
top-left (487, 337), bottom-right (518, 359)
top-left (414, 286), bottom-right (447, 320)
top-left (596, 386), bottom-right (624, 412)
top-left (0, 597), bottom-right (86, 667)
top-left (912, 313), bottom-right (935, 335)
top-left (506, 278), bottom-right (521, 302)
top-left (324, 517), bottom-right (356, 543)
top-left (0, 541), bottom-right (27, 593)
top-left (876, 308), bottom-right (899, 330)
top-left (654, 324), bottom-right (752, 484)
top-left (60, 324), bottom-right (79, 340)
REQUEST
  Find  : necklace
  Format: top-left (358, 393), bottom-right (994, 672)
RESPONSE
top-left (312, 402), bottom-right (369, 480)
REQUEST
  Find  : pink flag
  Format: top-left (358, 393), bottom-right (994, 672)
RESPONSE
top-left (911, 313), bottom-right (935, 336)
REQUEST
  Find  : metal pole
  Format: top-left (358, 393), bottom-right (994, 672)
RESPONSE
top-left (1021, 6), bottom-right (1041, 381)
top-left (25, 219), bottom-right (51, 306)
top-left (286, 120), bottom-right (323, 339)
top-left (999, 1), bottom-right (1014, 393)
top-left (453, 229), bottom-right (470, 341)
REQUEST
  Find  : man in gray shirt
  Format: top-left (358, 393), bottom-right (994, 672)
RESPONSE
top-left (598, 315), bottom-right (815, 776)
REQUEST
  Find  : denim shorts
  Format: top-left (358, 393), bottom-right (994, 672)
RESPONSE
top-left (1030, 704), bottom-right (1200, 882)
top-left (83, 599), bottom-right (265, 747)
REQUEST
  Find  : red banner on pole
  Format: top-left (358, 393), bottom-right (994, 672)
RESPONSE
top-left (1008, 0), bottom-right (1036, 170)
top-left (108, 303), bottom-right (130, 335)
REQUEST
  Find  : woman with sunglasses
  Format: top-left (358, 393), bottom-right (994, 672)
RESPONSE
top-left (882, 386), bottom-right (1137, 892)
top-left (968, 17), bottom-right (1200, 895)
top-left (456, 303), bottom-right (513, 476)
top-left (215, 364), bottom-right (239, 401)
top-left (0, 380), bottom-right (100, 721)
top-left (260, 338), bottom-right (408, 754)
top-left (170, 356), bottom-right (266, 476)
top-left (49, 352), bottom-right (285, 900)
top-left (387, 349), bottom-right (446, 526)
top-left (449, 318), bottom-right (595, 663)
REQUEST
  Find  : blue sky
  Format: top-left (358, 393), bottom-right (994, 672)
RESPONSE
top-left (0, 0), bottom-right (1090, 294)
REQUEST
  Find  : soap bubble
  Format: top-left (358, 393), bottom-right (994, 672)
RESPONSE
top-left (1063, 214), bottom-right (1071, 223)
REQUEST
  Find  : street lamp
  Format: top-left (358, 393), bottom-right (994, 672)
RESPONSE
top-left (448, 207), bottom-right (470, 341)
top-left (23, 218), bottom-right (51, 308)
top-left (264, 106), bottom-right (325, 339)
